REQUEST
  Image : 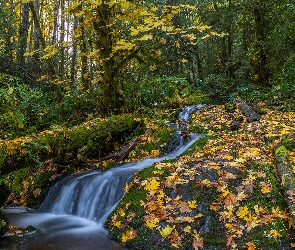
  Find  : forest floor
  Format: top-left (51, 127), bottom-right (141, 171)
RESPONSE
top-left (106, 103), bottom-right (295, 250)
top-left (2, 101), bottom-right (295, 250)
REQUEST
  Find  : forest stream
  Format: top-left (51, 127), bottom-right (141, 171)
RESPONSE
top-left (0, 106), bottom-right (204, 250)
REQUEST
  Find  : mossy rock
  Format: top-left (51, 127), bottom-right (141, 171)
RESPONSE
top-left (0, 209), bottom-right (9, 237)
top-left (274, 145), bottom-right (289, 158)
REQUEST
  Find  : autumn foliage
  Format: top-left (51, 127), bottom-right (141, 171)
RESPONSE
top-left (107, 104), bottom-right (295, 249)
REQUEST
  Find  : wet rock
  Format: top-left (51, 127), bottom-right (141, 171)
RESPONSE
top-left (166, 134), bottom-right (182, 153)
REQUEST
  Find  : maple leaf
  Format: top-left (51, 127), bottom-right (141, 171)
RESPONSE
top-left (236, 191), bottom-right (248, 201)
top-left (145, 179), bottom-right (160, 191)
top-left (223, 193), bottom-right (236, 207)
top-left (236, 206), bottom-right (249, 219)
top-left (118, 208), bottom-right (125, 217)
top-left (188, 200), bottom-right (198, 209)
top-left (226, 236), bottom-right (233, 247)
top-left (210, 202), bottom-right (221, 211)
top-left (223, 154), bottom-right (233, 160)
top-left (260, 214), bottom-right (274, 224)
top-left (201, 179), bottom-right (211, 186)
top-left (192, 231), bottom-right (203, 250)
top-left (159, 225), bottom-right (175, 237)
top-left (260, 182), bottom-right (273, 194)
top-left (145, 217), bottom-right (159, 229)
top-left (269, 230), bottom-right (281, 239)
top-left (244, 242), bottom-right (256, 250)
top-left (151, 149), bottom-right (159, 157)
top-left (178, 201), bottom-right (192, 213)
top-left (183, 226), bottom-right (191, 233)
top-left (121, 229), bottom-right (137, 242)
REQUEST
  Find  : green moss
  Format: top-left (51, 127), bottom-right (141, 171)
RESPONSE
top-left (275, 145), bottom-right (289, 158)
top-left (282, 138), bottom-right (295, 151)
top-left (0, 114), bottom-right (141, 176)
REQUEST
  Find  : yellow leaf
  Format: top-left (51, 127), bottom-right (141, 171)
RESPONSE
top-left (114, 220), bottom-right (121, 227)
top-left (64, 85), bottom-right (70, 91)
top-left (159, 225), bottom-right (175, 237)
top-left (236, 206), bottom-right (249, 219)
top-left (8, 87), bottom-right (14, 95)
top-left (138, 34), bottom-right (153, 40)
top-left (145, 217), bottom-right (159, 229)
top-left (145, 179), bottom-right (160, 191)
top-left (223, 154), bottom-right (233, 160)
top-left (184, 226), bottom-right (191, 233)
top-left (118, 208), bottom-right (125, 217)
top-left (195, 213), bottom-right (203, 219)
top-left (188, 200), bottom-right (198, 209)
top-left (121, 229), bottom-right (137, 242)
top-left (269, 230), bottom-right (281, 239)
top-left (151, 150), bottom-right (159, 157)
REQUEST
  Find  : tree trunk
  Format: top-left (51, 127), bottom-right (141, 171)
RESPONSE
top-left (59, 0), bottom-right (65, 81)
top-left (92, 3), bottom-right (121, 115)
top-left (18, 2), bottom-right (30, 69)
top-left (253, 1), bottom-right (271, 87)
top-left (70, 16), bottom-right (79, 84)
top-left (29, 1), bottom-right (63, 103)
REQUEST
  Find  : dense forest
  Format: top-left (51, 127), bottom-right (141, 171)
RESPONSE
top-left (1, 0), bottom-right (295, 249)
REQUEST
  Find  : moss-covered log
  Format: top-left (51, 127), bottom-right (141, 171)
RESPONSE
top-left (0, 114), bottom-right (140, 176)
top-left (274, 145), bottom-right (295, 222)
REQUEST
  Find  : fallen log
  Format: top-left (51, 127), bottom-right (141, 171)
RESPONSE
top-left (274, 145), bottom-right (295, 223)
top-left (113, 138), bottom-right (137, 161)
top-left (178, 117), bottom-right (190, 139)
top-left (233, 96), bottom-right (261, 122)
top-left (0, 114), bottom-right (140, 176)
top-left (101, 138), bottom-right (137, 162)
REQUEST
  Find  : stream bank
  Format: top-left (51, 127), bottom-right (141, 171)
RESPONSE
top-left (106, 104), bottom-right (295, 250)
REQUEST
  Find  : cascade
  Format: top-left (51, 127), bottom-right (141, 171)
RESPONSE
top-left (1, 105), bottom-right (204, 250)
top-left (39, 105), bottom-right (204, 225)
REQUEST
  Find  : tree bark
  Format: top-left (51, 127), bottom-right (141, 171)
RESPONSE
top-left (18, 2), bottom-right (30, 69)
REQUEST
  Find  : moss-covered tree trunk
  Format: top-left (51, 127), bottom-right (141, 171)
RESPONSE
top-left (92, 3), bottom-right (121, 116)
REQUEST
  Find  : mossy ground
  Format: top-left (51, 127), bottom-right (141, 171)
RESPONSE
top-left (106, 104), bottom-right (295, 250)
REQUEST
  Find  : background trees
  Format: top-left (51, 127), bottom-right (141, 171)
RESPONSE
top-left (0, 0), bottom-right (294, 124)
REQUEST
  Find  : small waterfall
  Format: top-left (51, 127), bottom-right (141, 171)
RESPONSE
top-left (39, 105), bottom-right (204, 225)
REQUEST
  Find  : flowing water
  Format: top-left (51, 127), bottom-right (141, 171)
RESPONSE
top-left (0, 105), bottom-right (204, 250)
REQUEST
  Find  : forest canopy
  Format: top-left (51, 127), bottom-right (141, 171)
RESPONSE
top-left (0, 0), bottom-right (294, 120)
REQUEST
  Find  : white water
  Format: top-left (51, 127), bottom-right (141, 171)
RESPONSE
top-left (1, 105), bottom-right (204, 250)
